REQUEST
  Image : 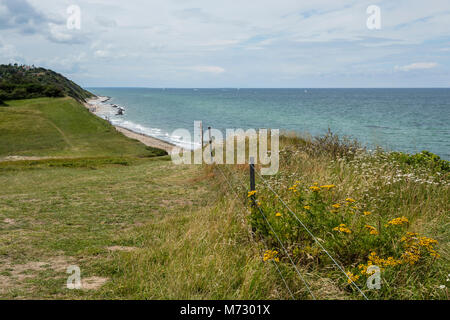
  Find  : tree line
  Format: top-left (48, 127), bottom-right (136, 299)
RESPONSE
top-left (0, 64), bottom-right (92, 105)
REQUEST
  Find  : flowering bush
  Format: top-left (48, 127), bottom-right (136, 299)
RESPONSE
top-left (242, 133), bottom-right (448, 299)
top-left (250, 179), bottom-right (443, 298)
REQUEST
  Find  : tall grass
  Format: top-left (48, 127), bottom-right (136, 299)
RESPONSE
top-left (213, 131), bottom-right (449, 299)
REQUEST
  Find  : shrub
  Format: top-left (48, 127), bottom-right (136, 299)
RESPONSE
top-left (43, 85), bottom-right (64, 97)
top-left (390, 150), bottom-right (449, 173)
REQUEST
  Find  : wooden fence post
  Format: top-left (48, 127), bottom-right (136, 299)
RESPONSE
top-left (249, 156), bottom-right (256, 205)
top-left (208, 126), bottom-right (213, 160)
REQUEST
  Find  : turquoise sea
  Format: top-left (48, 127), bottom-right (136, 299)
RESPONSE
top-left (88, 88), bottom-right (450, 160)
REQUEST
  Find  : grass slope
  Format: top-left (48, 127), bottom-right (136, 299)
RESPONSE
top-left (0, 97), bottom-right (287, 299)
top-left (0, 159), bottom-right (290, 299)
top-left (0, 97), bottom-right (163, 159)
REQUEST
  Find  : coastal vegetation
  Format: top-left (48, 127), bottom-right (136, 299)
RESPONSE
top-left (0, 64), bottom-right (93, 103)
top-left (213, 133), bottom-right (449, 299)
top-left (0, 95), bottom-right (447, 299)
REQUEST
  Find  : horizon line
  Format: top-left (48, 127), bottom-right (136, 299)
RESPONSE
top-left (85, 86), bottom-right (450, 89)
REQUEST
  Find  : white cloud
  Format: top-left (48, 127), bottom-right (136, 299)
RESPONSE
top-left (94, 50), bottom-right (110, 58)
top-left (48, 23), bottom-right (73, 42)
top-left (0, 41), bottom-right (19, 59)
top-left (186, 66), bottom-right (225, 74)
top-left (5, 0), bottom-right (450, 87)
top-left (395, 62), bottom-right (438, 72)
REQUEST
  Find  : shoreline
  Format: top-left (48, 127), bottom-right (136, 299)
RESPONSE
top-left (84, 96), bottom-right (177, 154)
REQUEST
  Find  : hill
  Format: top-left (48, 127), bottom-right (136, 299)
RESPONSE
top-left (0, 64), bottom-right (93, 103)
top-left (0, 97), bottom-right (166, 159)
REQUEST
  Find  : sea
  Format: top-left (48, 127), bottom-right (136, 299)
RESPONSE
top-left (87, 88), bottom-right (450, 160)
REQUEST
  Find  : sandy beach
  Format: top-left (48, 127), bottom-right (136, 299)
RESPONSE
top-left (84, 96), bottom-right (176, 154)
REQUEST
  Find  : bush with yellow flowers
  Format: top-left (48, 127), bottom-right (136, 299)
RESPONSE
top-left (249, 179), bottom-right (442, 299)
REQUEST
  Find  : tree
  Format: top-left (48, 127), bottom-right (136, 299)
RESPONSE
top-left (11, 87), bottom-right (27, 99)
top-left (43, 85), bottom-right (64, 97)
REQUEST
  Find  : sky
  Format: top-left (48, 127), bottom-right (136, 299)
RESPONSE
top-left (0, 0), bottom-right (449, 88)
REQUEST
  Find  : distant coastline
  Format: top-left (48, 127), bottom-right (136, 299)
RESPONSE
top-left (84, 96), bottom-right (176, 154)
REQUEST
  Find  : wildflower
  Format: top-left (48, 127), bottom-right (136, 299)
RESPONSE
top-left (430, 251), bottom-right (441, 258)
top-left (303, 205), bottom-right (311, 210)
top-left (401, 249), bottom-right (420, 265)
top-left (332, 203), bottom-right (341, 209)
top-left (345, 198), bottom-right (356, 203)
top-left (358, 261), bottom-right (373, 275)
top-left (368, 251), bottom-right (401, 267)
top-left (309, 186), bottom-right (321, 192)
top-left (346, 271), bottom-right (360, 284)
top-left (275, 212), bottom-right (282, 217)
top-left (363, 211), bottom-right (372, 216)
top-left (333, 224), bottom-right (351, 234)
top-left (263, 250), bottom-right (279, 262)
top-left (387, 216), bottom-right (409, 226)
top-left (320, 184), bottom-right (336, 190)
top-left (364, 225), bottom-right (379, 235)
top-left (247, 190), bottom-right (257, 198)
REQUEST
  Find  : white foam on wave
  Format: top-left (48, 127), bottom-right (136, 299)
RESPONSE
top-left (90, 98), bottom-right (201, 150)
top-left (111, 118), bottom-right (201, 150)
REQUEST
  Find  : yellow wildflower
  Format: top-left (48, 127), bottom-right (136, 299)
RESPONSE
top-left (332, 203), bottom-right (341, 209)
top-left (357, 261), bottom-right (373, 275)
top-left (263, 250), bottom-right (279, 262)
top-left (275, 212), bottom-right (282, 217)
top-left (320, 184), bottom-right (336, 190)
top-left (303, 205), bottom-right (311, 210)
top-left (309, 186), bottom-right (321, 192)
top-left (368, 251), bottom-right (402, 267)
top-left (333, 224), bottom-right (352, 234)
top-left (345, 198), bottom-right (356, 203)
top-left (387, 216), bottom-right (409, 226)
top-left (364, 225), bottom-right (379, 235)
top-left (247, 190), bottom-right (257, 198)
top-left (363, 211), bottom-right (372, 216)
top-left (346, 271), bottom-right (360, 284)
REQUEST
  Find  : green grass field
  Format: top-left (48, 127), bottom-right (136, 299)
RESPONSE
top-left (0, 97), bottom-right (163, 158)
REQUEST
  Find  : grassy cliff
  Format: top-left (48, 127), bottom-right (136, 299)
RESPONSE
top-left (0, 64), bottom-right (93, 103)
top-left (0, 97), bottom-right (164, 159)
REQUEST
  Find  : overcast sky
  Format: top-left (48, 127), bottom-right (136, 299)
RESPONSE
top-left (1, 0), bottom-right (449, 87)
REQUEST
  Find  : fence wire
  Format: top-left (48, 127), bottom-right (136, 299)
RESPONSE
top-left (214, 165), bottom-right (298, 300)
top-left (253, 168), bottom-right (369, 300)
